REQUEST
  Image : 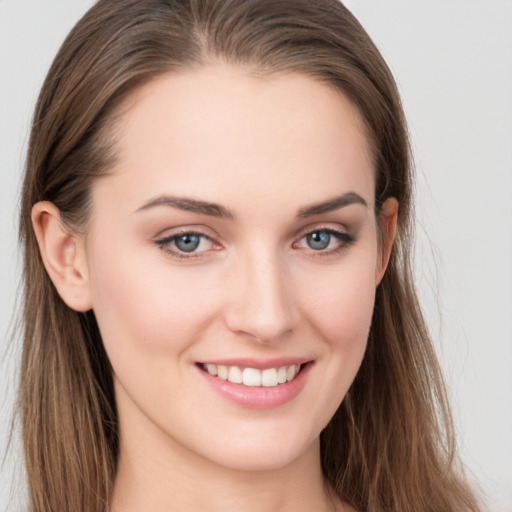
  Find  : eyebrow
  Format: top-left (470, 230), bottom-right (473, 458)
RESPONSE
top-left (297, 191), bottom-right (368, 218)
top-left (136, 195), bottom-right (234, 218)
top-left (135, 191), bottom-right (367, 219)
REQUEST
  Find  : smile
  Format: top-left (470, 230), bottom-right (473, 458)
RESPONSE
top-left (202, 363), bottom-right (301, 387)
top-left (197, 359), bottom-right (312, 408)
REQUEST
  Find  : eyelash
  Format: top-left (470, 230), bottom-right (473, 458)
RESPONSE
top-left (155, 227), bottom-right (356, 260)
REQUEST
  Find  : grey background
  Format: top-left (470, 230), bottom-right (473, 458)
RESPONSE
top-left (1, 1), bottom-right (511, 510)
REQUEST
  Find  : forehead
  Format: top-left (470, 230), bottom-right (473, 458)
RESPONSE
top-left (96, 65), bottom-right (375, 215)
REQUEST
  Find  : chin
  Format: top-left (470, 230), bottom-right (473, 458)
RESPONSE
top-left (189, 424), bottom-right (321, 473)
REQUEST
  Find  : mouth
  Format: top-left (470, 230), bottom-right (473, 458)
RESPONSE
top-left (196, 359), bottom-right (313, 408)
top-left (199, 362), bottom-right (303, 388)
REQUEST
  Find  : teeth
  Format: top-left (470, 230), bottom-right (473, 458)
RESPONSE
top-left (203, 363), bottom-right (301, 387)
top-left (205, 363), bottom-right (217, 376)
top-left (217, 365), bottom-right (228, 380)
top-left (261, 368), bottom-right (278, 387)
top-left (277, 366), bottom-right (287, 384)
top-left (243, 368), bottom-right (261, 387)
top-left (286, 365), bottom-right (296, 382)
top-left (228, 366), bottom-right (243, 384)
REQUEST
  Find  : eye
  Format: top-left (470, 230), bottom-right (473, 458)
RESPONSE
top-left (174, 233), bottom-right (204, 253)
top-left (305, 231), bottom-right (332, 250)
top-left (294, 228), bottom-right (355, 254)
top-left (156, 231), bottom-right (217, 258)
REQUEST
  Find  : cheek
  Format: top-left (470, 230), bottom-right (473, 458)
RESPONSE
top-left (299, 253), bottom-right (378, 350)
top-left (289, 251), bottom-right (378, 433)
top-left (87, 242), bottom-right (220, 362)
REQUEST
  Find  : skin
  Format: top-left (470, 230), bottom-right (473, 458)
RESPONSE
top-left (32, 65), bottom-right (397, 512)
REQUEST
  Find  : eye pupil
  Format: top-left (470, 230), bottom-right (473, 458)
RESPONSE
top-left (307, 231), bottom-right (331, 250)
top-left (175, 234), bottom-right (201, 252)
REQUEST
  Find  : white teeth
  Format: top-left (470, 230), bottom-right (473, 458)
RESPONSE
top-left (217, 365), bottom-right (228, 380)
top-left (243, 368), bottom-right (261, 387)
top-left (202, 363), bottom-right (302, 387)
top-left (261, 368), bottom-right (278, 387)
top-left (228, 366), bottom-right (243, 384)
top-left (205, 364), bottom-right (217, 376)
top-left (286, 365), bottom-right (297, 382)
top-left (277, 366), bottom-right (287, 384)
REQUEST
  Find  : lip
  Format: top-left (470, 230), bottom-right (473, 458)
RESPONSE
top-left (196, 360), bottom-right (313, 409)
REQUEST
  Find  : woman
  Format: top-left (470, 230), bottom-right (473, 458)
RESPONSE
top-left (18, 0), bottom-right (481, 511)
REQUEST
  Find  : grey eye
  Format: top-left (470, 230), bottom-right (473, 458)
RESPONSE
top-left (174, 234), bottom-right (201, 252)
top-left (306, 231), bottom-right (331, 250)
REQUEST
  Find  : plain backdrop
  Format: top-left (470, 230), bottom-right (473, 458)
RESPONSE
top-left (1, 1), bottom-right (511, 511)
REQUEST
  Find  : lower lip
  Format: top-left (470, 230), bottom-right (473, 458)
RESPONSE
top-left (197, 363), bottom-right (312, 409)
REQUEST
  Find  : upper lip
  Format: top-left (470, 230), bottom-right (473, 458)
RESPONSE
top-left (196, 357), bottom-right (313, 370)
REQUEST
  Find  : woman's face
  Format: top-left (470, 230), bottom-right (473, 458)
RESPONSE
top-left (82, 66), bottom-right (393, 471)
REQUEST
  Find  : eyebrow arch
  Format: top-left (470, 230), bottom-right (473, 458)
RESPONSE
top-left (135, 195), bottom-right (234, 219)
top-left (297, 192), bottom-right (368, 218)
top-left (136, 191), bottom-right (367, 219)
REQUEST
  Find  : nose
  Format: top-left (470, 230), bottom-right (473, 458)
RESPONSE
top-left (223, 247), bottom-right (298, 344)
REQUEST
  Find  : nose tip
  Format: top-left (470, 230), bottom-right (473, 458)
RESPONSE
top-left (237, 305), bottom-right (295, 344)
top-left (224, 254), bottom-right (298, 343)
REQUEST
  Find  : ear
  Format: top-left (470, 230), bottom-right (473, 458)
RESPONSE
top-left (31, 201), bottom-right (92, 312)
top-left (376, 197), bottom-right (398, 285)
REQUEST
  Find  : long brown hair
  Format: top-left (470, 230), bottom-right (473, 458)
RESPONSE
top-left (18, 1), bottom-right (481, 511)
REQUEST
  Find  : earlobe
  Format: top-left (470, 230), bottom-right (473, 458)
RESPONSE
top-left (31, 201), bottom-right (92, 312)
top-left (376, 197), bottom-right (399, 285)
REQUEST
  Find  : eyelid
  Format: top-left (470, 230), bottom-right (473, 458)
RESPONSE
top-left (153, 223), bottom-right (219, 240)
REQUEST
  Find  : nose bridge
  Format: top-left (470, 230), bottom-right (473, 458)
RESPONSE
top-left (225, 242), bottom-right (297, 342)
